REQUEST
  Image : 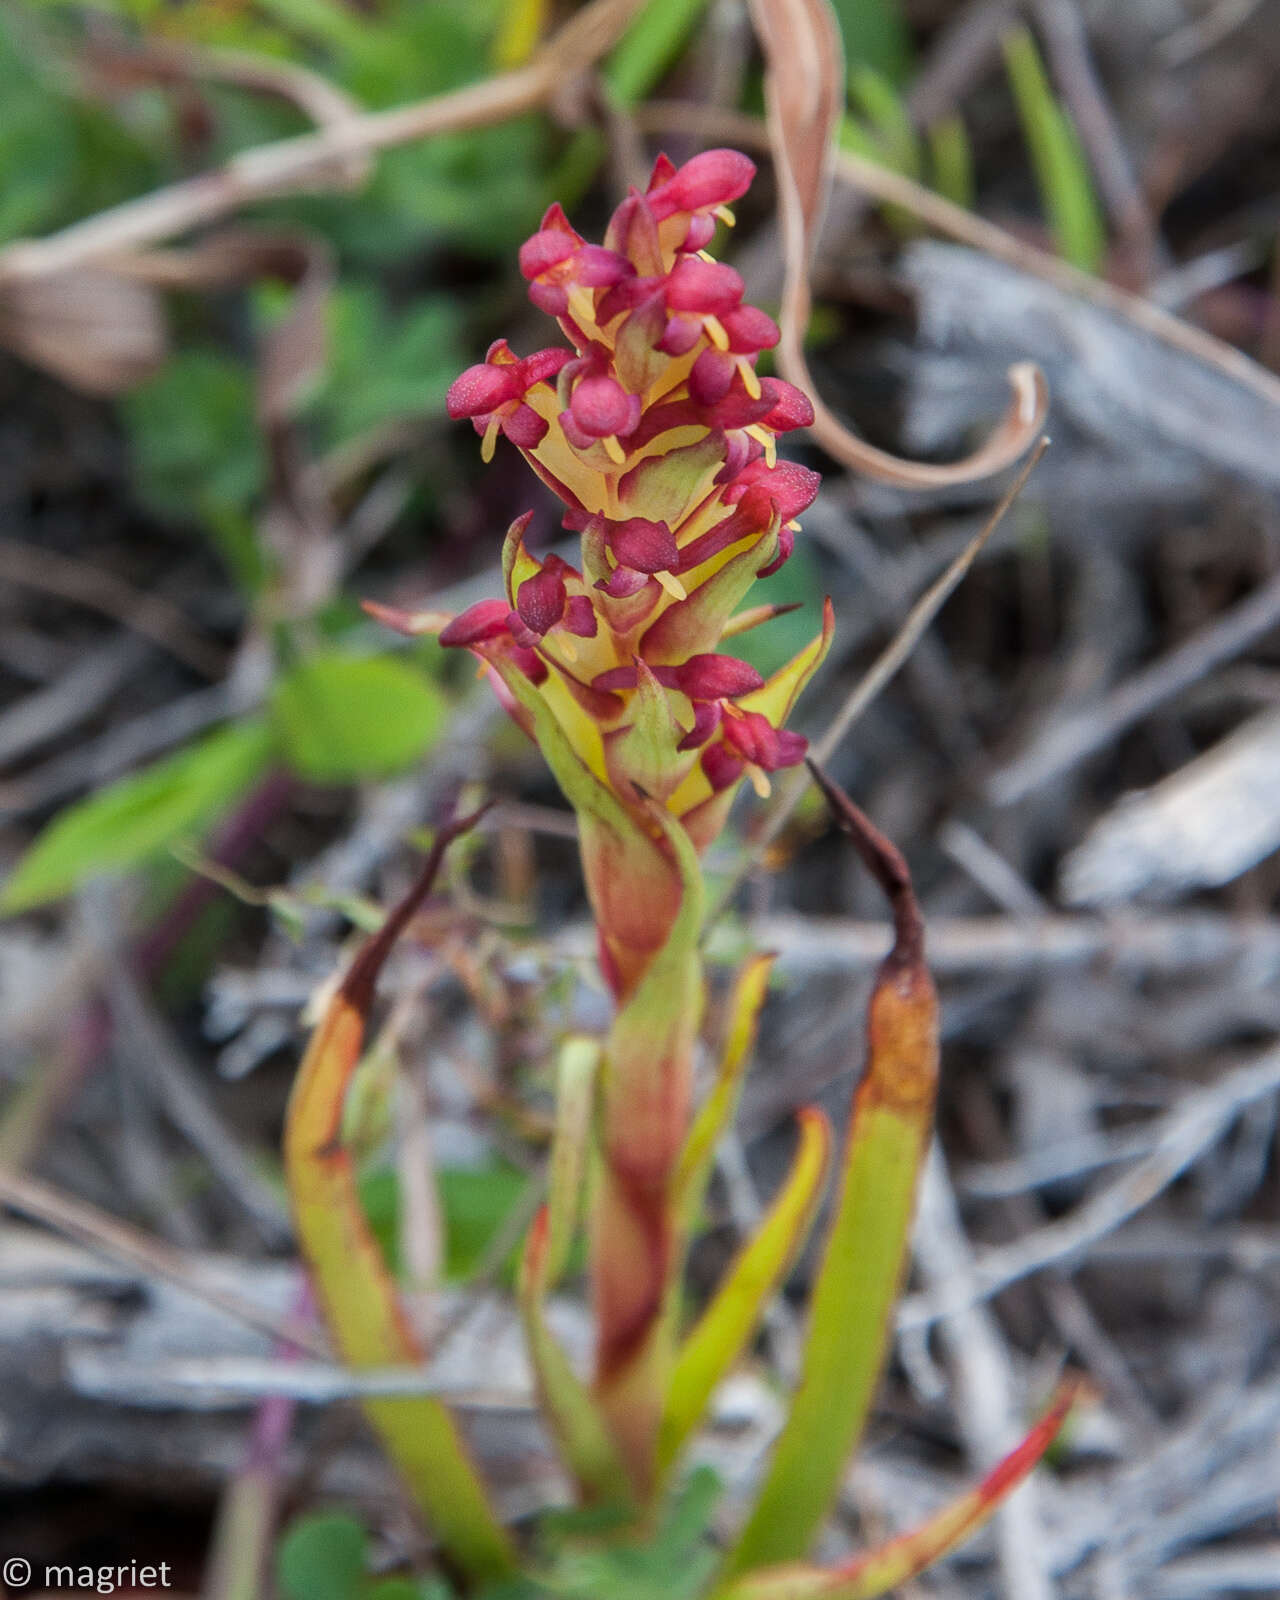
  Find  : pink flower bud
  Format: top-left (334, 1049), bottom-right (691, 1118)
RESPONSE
top-left (674, 654), bottom-right (765, 700)
top-left (502, 403), bottom-right (548, 449)
top-left (515, 566), bottom-right (567, 636)
top-left (569, 375), bottom-right (636, 439)
top-left (596, 565), bottom-right (652, 598)
top-left (439, 599), bottom-right (514, 647)
top-left (723, 711), bottom-right (808, 770)
top-left (680, 214), bottom-right (717, 252)
top-left (721, 305), bottom-right (780, 353)
top-left (573, 245), bottom-right (635, 288)
top-left (757, 378), bottom-right (816, 432)
top-left (728, 459), bottom-right (822, 520)
top-left (609, 517), bottom-right (680, 573)
top-left (665, 257), bottom-right (744, 317)
top-left (447, 362), bottom-right (522, 419)
top-left (689, 348), bottom-right (735, 406)
top-left (702, 742), bottom-right (744, 791)
top-left (656, 316), bottom-right (704, 357)
top-left (519, 230), bottom-right (578, 280)
top-left (647, 149), bottom-right (756, 220)
top-left (564, 595), bottom-right (599, 637)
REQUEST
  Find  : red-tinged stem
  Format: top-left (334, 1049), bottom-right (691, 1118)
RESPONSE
top-left (589, 803), bottom-right (704, 1501)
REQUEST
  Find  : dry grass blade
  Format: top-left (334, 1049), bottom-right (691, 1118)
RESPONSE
top-left (639, 99), bottom-right (1280, 417)
top-left (86, 34), bottom-right (371, 187)
top-left (0, 266), bottom-right (167, 395)
top-left (0, 539), bottom-right (226, 678)
top-left (708, 437), bottom-right (1047, 924)
top-left (0, 1166), bottom-right (327, 1357)
top-left (747, 0), bottom-right (1047, 486)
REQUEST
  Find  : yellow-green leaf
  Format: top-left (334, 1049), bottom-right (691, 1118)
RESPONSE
top-left (272, 653), bottom-right (448, 783)
top-left (725, 767), bottom-right (939, 1574)
top-left (2, 720), bottom-right (273, 914)
top-left (661, 1107), bottom-right (831, 1475)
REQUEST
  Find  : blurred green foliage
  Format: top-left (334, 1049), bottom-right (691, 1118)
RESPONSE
top-left (278, 1467), bottom-right (722, 1600)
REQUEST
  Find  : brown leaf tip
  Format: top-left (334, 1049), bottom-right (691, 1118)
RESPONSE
top-left (806, 758), bottom-right (924, 966)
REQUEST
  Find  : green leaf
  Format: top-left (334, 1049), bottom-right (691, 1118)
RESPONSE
top-left (605, 0), bottom-right (712, 108)
top-left (848, 64), bottom-right (920, 178)
top-left (674, 954), bottom-right (775, 1238)
top-left (518, 1207), bottom-right (633, 1507)
top-left (830, 0), bottom-right (913, 85)
top-left (926, 114), bottom-right (974, 209)
top-left (272, 653), bottom-right (449, 783)
top-left (724, 776), bottom-right (939, 1575)
top-left (277, 1512), bottom-right (369, 1600)
top-left (1003, 26), bottom-right (1106, 272)
top-left (1, 721), bottom-right (274, 914)
top-left (123, 350), bottom-right (264, 520)
top-left (359, 1161), bottom-right (530, 1282)
top-left (661, 1108), bottom-right (831, 1475)
top-left (545, 1036), bottom-right (601, 1289)
top-left (310, 285), bottom-right (463, 445)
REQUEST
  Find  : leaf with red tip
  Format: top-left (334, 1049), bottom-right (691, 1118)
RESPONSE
top-left (718, 1385), bottom-right (1076, 1599)
top-left (361, 599), bottom-right (452, 637)
top-left (726, 765), bottom-right (939, 1575)
top-left (719, 601), bottom-right (804, 640)
top-left (647, 149), bottom-right (757, 220)
top-left (284, 809), bottom-right (514, 1582)
top-left (675, 654), bottom-right (765, 701)
top-left (660, 1107), bottom-right (831, 1477)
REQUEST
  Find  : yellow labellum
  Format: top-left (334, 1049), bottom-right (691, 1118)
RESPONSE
top-left (603, 434), bottom-right (627, 465)
top-left (656, 570), bottom-right (688, 601)
top-left (705, 316), bottom-right (730, 352)
top-left (739, 358), bottom-right (762, 400)
top-left (481, 416), bottom-right (501, 463)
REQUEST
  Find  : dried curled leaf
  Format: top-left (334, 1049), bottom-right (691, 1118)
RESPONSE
top-left (748, 0), bottom-right (1048, 485)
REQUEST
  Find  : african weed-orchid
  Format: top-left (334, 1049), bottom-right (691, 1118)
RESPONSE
top-left (286, 149), bottom-right (1073, 1596)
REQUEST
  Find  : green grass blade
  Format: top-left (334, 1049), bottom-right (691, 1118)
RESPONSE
top-left (1003, 26), bottom-right (1106, 272)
